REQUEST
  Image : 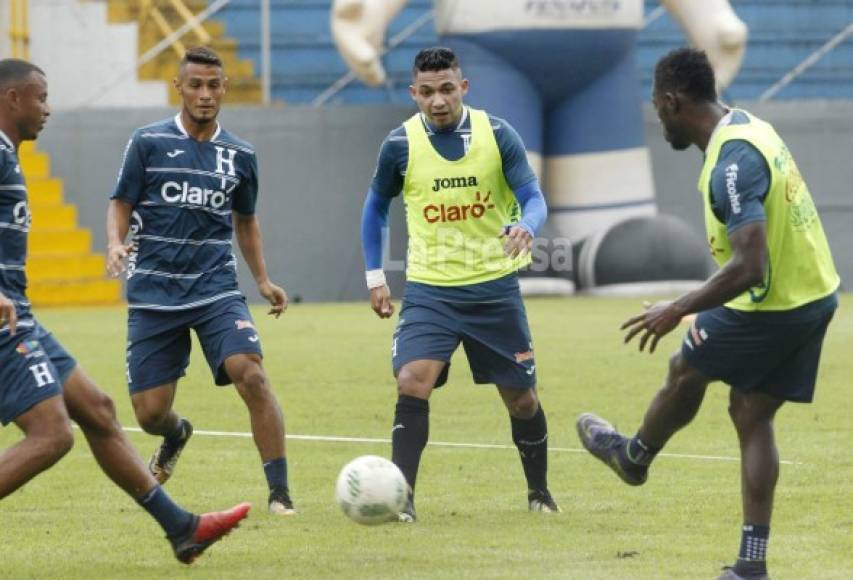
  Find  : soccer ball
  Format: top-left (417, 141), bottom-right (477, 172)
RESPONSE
top-left (335, 455), bottom-right (407, 525)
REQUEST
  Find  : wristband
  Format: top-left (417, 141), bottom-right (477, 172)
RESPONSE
top-left (366, 269), bottom-right (386, 289)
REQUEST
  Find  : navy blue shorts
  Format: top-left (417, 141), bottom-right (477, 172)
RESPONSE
top-left (0, 321), bottom-right (76, 425)
top-left (681, 293), bottom-right (837, 403)
top-left (392, 279), bottom-right (536, 389)
top-left (127, 296), bottom-right (262, 393)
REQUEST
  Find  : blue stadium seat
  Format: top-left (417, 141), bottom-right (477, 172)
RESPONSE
top-left (209, 0), bottom-right (853, 103)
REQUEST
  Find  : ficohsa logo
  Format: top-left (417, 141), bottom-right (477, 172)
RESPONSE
top-left (161, 181), bottom-right (228, 209)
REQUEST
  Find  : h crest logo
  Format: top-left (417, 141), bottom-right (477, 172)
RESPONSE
top-left (214, 146), bottom-right (237, 176)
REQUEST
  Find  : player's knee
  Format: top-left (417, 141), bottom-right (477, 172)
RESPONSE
top-left (506, 390), bottom-right (538, 419)
top-left (396, 368), bottom-right (432, 397)
top-left (728, 397), bottom-right (774, 433)
top-left (84, 392), bottom-right (121, 435)
top-left (235, 365), bottom-right (270, 399)
top-left (133, 402), bottom-right (168, 434)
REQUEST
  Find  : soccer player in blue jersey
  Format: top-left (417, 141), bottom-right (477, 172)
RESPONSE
top-left (576, 49), bottom-right (839, 580)
top-left (361, 47), bottom-right (557, 521)
top-left (106, 47), bottom-right (294, 515)
top-left (0, 58), bottom-right (249, 564)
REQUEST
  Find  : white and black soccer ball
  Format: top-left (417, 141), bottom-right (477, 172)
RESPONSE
top-left (335, 455), bottom-right (407, 525)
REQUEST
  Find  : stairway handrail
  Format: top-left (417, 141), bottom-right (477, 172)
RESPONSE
top-left (9, 0), bottom-right (29, 59)
top-left (311, 8), bottom-right (435, 108)
top-left (760, 19), bottom-right (853, 102)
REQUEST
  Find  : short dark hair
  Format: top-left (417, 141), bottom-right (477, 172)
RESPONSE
top-left (0, 59), bottom-right (45, 90)
top-left (412, 47), bottom-right (459, 77)
top-left (181, 46), bottom-right (223, 69)
top-left (654, 48), bottom-right (717, 103)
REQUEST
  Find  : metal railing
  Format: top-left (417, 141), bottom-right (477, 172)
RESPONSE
top-left (760, 20), bottom-right (853, 102)
top-left (139, 0), bottom-right (211, 60)
top-left (9, 0), bottom-right (29, 59)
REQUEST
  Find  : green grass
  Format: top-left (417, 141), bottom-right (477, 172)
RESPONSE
top-left (1, 297), bottom-right (852, 579)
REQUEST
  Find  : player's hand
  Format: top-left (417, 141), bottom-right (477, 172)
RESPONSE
top-left (369, 285), bottom-right (394, 319)
top-left (500, 225), bottom-right (533, 259)
top-left (106, 242), bottom-right (134, 278)
top-left (0, 292), bottom-right (17, 336)
top-left (621, 300), bottom-right (686, 353)
top-left (259, 280), bottom-right (288, 318)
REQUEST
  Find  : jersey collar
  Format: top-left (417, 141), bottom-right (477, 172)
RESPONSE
top-left (707, 107), bottom-right (734, 149)
top-left (420, 106), bottom-right (468, 135)
top-left (0, 129), bottom-right (14, 150)
top-left (173, 113), bottom-right (222, 141)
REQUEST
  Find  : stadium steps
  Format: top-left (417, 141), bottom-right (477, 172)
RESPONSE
top-left (106, 0), bottom-right (262, 104)
top-left (19, 142), bottom-right (122, 307)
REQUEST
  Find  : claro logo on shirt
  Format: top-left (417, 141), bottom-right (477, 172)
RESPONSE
top-left (424, 190), bottom-right (496, 223)
top-left (161, 181), bottom-right (229, 209)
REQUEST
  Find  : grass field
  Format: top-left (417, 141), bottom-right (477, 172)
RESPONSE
top-left (1, 297), bottom-right (851, 579)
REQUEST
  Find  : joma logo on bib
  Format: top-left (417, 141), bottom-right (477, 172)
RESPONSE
top-left (431, 175), bottom-right (479, 192)
top-left (161, 181), bottom-right (228, 209)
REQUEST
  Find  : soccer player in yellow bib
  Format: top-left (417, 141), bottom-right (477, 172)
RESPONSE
top-left (361, 47), bottom-right (557, 521)
top-left (576, 49), bottom-right (839, 580)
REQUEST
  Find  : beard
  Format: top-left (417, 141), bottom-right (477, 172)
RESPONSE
top-left (665, 128), bottom-right (691, 151)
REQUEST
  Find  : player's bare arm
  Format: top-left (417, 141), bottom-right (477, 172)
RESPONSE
top-left (233, 211), bottom-right (287, 318)
top-left (0, 290), bottom-right (17, 336)
top-left (622, 221), bottom-right (768, 353)
top-left (106, 198), bottom-right (134, 277)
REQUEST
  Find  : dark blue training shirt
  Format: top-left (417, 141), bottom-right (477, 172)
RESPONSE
top-left (111, 115), bottom-right (258, 310)
top-left (0, 130), bottom-right (33, 336)
top-left (709, 111), bottom-right (770, 233)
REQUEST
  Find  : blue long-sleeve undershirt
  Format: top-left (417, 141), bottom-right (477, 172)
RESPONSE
top-left (513, 180), bottom-right (548, 237)
top-left (361, 187), bottom-right (391, 270)
top-left (360, 181), bottom-right (548, 271)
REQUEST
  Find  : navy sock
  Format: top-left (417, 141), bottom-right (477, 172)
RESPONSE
top-left (510, 404), bottom-right (548, 491)
top-left (138, 485), bottom-right (194, 539)
top-left (625, 435), bottom-right (660, 466)
top-left (391, 395), bottom-right (429, 491)
top-left (263, 457), bottom-right (288, 492)
top-left (164, 418), bottom-right (187, 446)
top-left (737, 523), bottom-right (770, 565)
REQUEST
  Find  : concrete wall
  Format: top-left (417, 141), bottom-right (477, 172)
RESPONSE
top-left (35, 102), bottom-right (852, 302)
top-left (29, 0), bottom-right (167, 109)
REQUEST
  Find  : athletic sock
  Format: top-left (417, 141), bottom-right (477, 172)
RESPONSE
top-left (138, 485), bottom-right (195, 539)
top-left (625, 435), bottom-right (660, 466)
top-left (391, 395), bottom-right (429, 491)
top-left (510, 404), bottom-right (548, 491)
top-left (734, 524), bottom-right (770, 575)
top-left (163, 418), bottom-right (188, 447)
top-left (263, 457), bottom-right (288, 492)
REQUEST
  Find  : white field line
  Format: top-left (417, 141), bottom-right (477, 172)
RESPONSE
top-left (118, 427), bottom-right (799, 466)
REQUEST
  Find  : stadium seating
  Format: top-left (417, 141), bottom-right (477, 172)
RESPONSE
top-left (21, 142), bottom-right (122, 306)
top-left (107, 0), bottom-right (263, 104)
top-left (210, 0), bottom-right (853, 104)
